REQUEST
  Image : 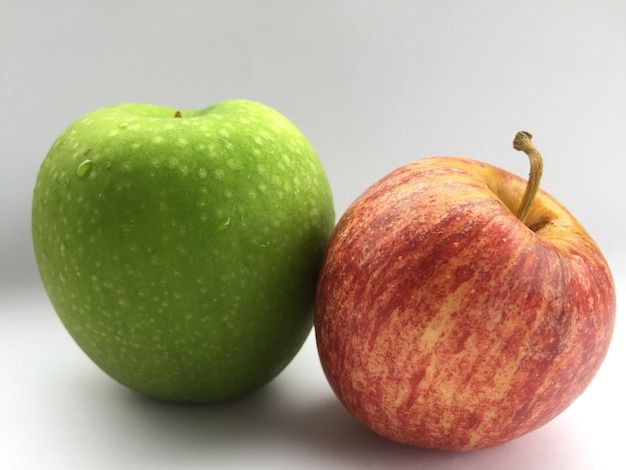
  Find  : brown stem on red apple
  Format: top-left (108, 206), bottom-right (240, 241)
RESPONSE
top-left (512, 131), bottom-right (544, 224)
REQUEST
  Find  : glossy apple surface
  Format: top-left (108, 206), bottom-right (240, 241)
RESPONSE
top-left (32, 99), bottom-right (335, 403)
top-left (315, 155), bottom-right (615, 450)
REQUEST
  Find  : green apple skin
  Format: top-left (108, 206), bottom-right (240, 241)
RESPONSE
top-left (32, 100), bottom-right (335, 403)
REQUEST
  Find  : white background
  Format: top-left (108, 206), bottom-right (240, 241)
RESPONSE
top-left (1, 1), bottom-right (625, 469)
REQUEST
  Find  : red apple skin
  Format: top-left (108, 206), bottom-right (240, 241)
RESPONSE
top-left (315, 157), bottom-right (616, 451)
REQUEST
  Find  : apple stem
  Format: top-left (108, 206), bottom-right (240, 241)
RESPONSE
top-left (512, 131), bottom-right (544, 224)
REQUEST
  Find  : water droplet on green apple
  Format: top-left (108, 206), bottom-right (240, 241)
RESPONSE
top-left (217, 218), bottom-right (231, 232)
top-left (77, 159), bottom-right (93, 178)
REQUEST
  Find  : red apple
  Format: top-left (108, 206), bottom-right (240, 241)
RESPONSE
top-left (314, 132), bottom-right (616, 451)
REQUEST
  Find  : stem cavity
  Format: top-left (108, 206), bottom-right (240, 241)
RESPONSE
top-left (512, 131), bottom-right (544, 224)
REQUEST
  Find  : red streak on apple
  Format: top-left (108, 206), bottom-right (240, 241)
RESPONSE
top-left (315, 156), bottom-right (615, 451)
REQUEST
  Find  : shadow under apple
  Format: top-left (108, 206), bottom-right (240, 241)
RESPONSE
top-left (98, 376), bottom-right (593, 470)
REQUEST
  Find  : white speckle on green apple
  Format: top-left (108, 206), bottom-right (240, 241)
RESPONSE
top-left (33, 99), bottom-right (335, 403)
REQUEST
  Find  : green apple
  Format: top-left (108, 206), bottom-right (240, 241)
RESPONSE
top-left (32, 100), bottom-right (335, 403)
